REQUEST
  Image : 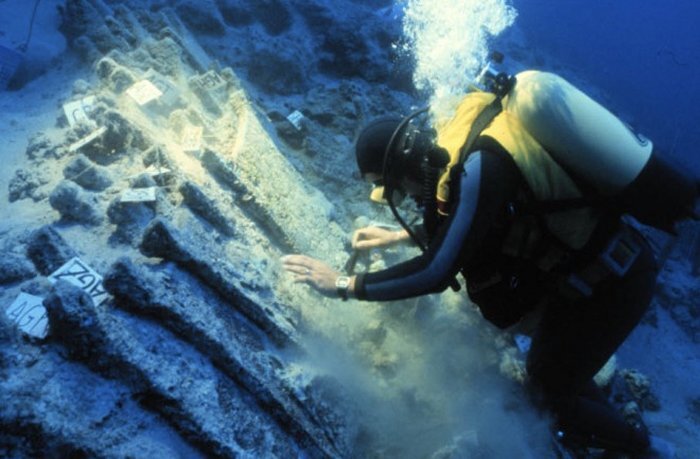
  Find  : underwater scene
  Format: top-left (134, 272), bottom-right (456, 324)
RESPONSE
top-left (1, 0), bottom-right (699, 457)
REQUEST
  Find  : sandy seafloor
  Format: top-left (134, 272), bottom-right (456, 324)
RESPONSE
top-left (1, 1), bottom-right (699, 457)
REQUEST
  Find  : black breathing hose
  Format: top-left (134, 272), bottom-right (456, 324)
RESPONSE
top-left (382, 107), bottom-right (430, 251)
top-left (18, 0), bottom-right (42, 53)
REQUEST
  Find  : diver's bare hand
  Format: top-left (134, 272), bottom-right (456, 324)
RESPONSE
top-left (281, 254), bottom-right (340, 297)
top-left (351, 226), bottom-right (408, 250)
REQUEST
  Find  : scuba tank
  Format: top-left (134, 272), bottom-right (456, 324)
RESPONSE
top-left (438, 54), bottom-right (698, 237)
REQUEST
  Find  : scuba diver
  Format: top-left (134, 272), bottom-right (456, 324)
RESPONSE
top-left (282, 69), bottom-right (699, 456)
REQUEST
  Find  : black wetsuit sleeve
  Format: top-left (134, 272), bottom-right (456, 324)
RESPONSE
top-left (354, 150), bottom-right (518, 301)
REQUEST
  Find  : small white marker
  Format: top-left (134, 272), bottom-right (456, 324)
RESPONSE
top-left (287, 110), bottom-right (305, 130)
top-left (126, 80), bottom-right (163, 106)
top-left (5, 293), bottom-right (49, 339)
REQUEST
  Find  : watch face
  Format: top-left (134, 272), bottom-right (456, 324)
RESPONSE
top-left (336, 277), bottom-right (350, 288)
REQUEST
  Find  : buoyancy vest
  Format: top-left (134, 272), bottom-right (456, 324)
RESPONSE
top-left (433, 70), bottom-right (683, 251)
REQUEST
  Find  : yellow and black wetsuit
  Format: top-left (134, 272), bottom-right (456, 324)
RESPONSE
top-left (355, 147), bottom-right (655, 454)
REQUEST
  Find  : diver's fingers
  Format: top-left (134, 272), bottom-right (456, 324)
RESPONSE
top-left (281, 254), bottom-right (315, 268)
top-left (354, 238), bottom-right (381, 250)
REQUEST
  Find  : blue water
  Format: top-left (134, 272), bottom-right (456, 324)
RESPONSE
top-left (513, 0), bottom-right (700, 175)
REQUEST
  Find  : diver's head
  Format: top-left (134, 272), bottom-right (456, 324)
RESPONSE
top-left (355, 116), bottom-right (447, 204)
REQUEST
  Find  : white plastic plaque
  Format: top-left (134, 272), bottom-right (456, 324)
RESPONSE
top-left (48, 257), bottom-right (109, 307)
top-left (63, 96), bottom-right (97, 127)
top-left (120, 187), bottom-right (157, 203)
top-left (181, 125), bottom-right (203, 154)
top-left (140, 165), bottom-right (172, 179)
top-left (68, 126), bottom-right (107, 153)
top-left (126, 80), bottom-right (163, 106)
top-left (5, 293), bottom-right (49, 339)
top-left (287, 110), bottom-right (305, 130)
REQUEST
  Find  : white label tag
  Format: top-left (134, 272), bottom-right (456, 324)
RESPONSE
top-left (120, 187), bottom-right (157, 203)
top-left (145, 71), bottom-right (179, 108)
top-left (287, 110), bottom-right (305, 130)
top-left (48, 257), bottom-right (109, 307)
top-left (5, 293), bottom-right (49, 339)
top-left (126, 80), bottom-right (163, 106)
top-left (141, 165), bottom-right (172, 179)
top-left (181, 125), bottom-right (203, 154)
top-left (68, 126), bottom-right (107, 153)
top-left (193, 71), bottom-right (226, 92)
top-left (63, 96), bottom-right (97, 127)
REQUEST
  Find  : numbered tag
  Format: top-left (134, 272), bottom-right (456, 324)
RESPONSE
top-left (192, 70), bottom-right (226, 92)
top-left (48, 257), bottom-right (109, 307)
top-left (63, 96), bottom-right (97, 127)
top-left (68, 126), bottom-right (107, 153)
top-left (5, 293), bottom-right (49, 339)
top-left (120, 187), bottom-right (157, 203)
top-left (287, 110), bottom-right (305, 130)
top-left (181, 125), bottom-right (203, 154)
top-left (126, 80), bottom-right (163, 106)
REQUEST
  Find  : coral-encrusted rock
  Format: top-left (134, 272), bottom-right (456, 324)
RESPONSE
top-left (620, 369), bottom-right (661, 411)
top-left (0, 313), bottom-right (15, 348)
top-left (246, 50), bottom-right (308, 95)
top-left (200, 149), bottom-right (294, 251)
top-left (140, 218), bottom-right (298, 346)
top-left (8, 169), bottom-right (49, 202)
top-left (25, 226), bottom-right (78, 276)
top-left (44, 281), bottom-right (111, 362)
top-left (0, 254), bottom-right (37, 285)
top-left (104, 257), bottom-right (349, 458)
top-left (45, 275), bottom-right (301, 458)
top-left (49, 180), bottom-right (103, 225)
top-left (25, 133), bottom-right (67, 160)
top-left (96, 57), bottom-right (137, 93)
top-left (251, 0), bottom-right (294, 36)
top-left (216, 0), bottom-right (254, 27)
top-left (176, 0), bottom-right (226, 36)
top-left (107, 198), bottom-right (156, 245)
top-left (179, 181), bottom-right (237, 237)
top-left (63, 154), bottom-right (113, 191)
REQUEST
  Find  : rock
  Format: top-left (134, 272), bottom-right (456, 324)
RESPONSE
top-left (143, 38), bottom-right (186, 77)
top-left (25, 226), bottom-right (78, 276)
top-left (251, 0), bottom-right (293, 36)
top-left (176, 0), bottom-right (226, 36)
top-left (623, 370), bottom-right (661, 411)
top-left (216, 0), bottom-right (254, 27)
top-left (0, 312), bottom-right (16, 348)
top-left (140, 218), bottom-right (297, 346)
top-left (90, 23), bottom-right (132, 55)
top-left (25, 132), bottom-right (65, 160)
top-left (200, 149), bottom-right (293, 251)
top-left (72, 79), bottom-right (91, 96)
top-left (104, 109), bottom-right (149, 150)
top-left (63, 154), bottom-right (113, 191)
top-left (274, 117), bottom-right (306, 150)
top-left (0, 254), bottom-right (37, 285)
top-left (246, 50), bottom-right (308, 95)
top-left (44, 277), bottom-right (299, 458)
top-left (44, 281), bottom-right (111, 361)
top-left (96, 56), bottom-right (137, 94)
top-left (49, 180), bottom-right (103, 225)
top-left (179, 181), bottom-right (237, 237)
top-left (8, 169), bottom-right (49, 202)
top-left (106, 193), bottom-right (157, 244)
top-left (104, 257), bottom-right (348, 457)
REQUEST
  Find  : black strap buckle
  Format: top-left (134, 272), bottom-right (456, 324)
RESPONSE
top-left (600, 228), bottom-right (642, 277)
